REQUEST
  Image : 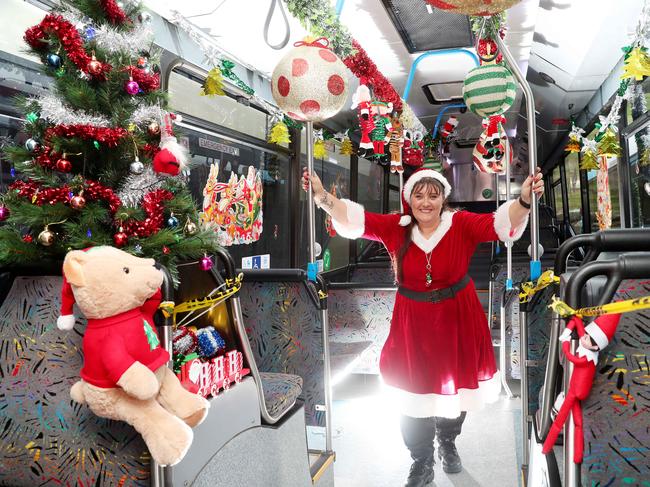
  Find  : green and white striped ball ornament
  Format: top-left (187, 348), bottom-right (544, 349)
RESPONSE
top-left (462, 64), bottom-right (516, 118)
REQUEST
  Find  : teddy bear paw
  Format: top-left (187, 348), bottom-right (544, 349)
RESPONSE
top-left (181, 396), bottom-right (210, 428)
top-left (146, 418), bottom-right (193, 466)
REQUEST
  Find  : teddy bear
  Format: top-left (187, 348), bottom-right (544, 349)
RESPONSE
top-left (56, 246), bottom-right (210, 466)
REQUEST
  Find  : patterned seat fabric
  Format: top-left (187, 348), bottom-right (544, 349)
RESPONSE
top-left (259, 372), bottom-right (303, 419)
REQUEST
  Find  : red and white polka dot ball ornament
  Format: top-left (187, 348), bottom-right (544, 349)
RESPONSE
top-left (272, 37), bottom-right (349, 122)
top-left (425, 0), bottom-right (521, 16)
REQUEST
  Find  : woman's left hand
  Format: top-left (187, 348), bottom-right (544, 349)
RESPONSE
top-left (520, 167), bottom-right (544, 204)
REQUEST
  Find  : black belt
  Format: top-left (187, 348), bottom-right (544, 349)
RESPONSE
top-left (398, 274), bottom-right (471, 303)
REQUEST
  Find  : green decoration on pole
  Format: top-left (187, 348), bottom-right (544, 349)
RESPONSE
top-left (26, 112), bottom-right (38, 124)
top-left (143, 319), bottom-right (160, 350)
top-left (323, 248), bottom-right (331, 271)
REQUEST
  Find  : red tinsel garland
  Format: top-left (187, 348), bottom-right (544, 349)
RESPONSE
top-left (47, 124), bottom-right (128, 147)
top-left (125, 66), bottom-right (160, 93)
top-left (24, 14), bottom-right (112, 80)
top-left (33, 146), bottom-right (60, 170)
top-left (99, 0), bottom-right (129, 25)
top-left (10, 180), bottom-right (173, 238)
top-left (343, 39), bottom-right (403, 112)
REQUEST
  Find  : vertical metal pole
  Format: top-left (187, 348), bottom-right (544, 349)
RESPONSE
top-left (505, 139), bottom-right (513, 290)
top-left (321, 308), bottom-right (333, 452)
top-left (494, 34), bottom-right (541, 280)
top-left (499, 289), bottom-right (514, 399)
top-left (399, 172), bottom-right (404, 213)
top-left (306, 122), bottom-right (316, 265)
top-left (520, 307), bottom-right (530, 466)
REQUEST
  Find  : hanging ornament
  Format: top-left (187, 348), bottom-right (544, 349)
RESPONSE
top-left (597, 128), bottom-right (621, 157)
top-left (147, 121), bottom-right (160, 136)
top-left (87, 55), bottom-right (103, 76)
top-left (403, 130), bottom-right (424, 167)
top-left (137, 57), bottom-right (148, 68)
top-left (56, 155), bottom-right (73, 173)
top-left (84, 26), bottom-right (96, 41)
top-left (86, 229), bottom-right (92, 238)
top-left (440, 116), bottom-right (459, 143)
top-left (184, 217), bottom-right (198, 235)
top-left (596, 156), bottom-right (612, 230)
top-left (201, 67), bottom-right (225, 96)
top-left (113, 227), bottom-right (128, 247)
top-left (162, 245), bottom-right (170, 255)
top-left (134, 243), bottom-right (143, 253)
top-left (70, 192), bottom-right (86, 210)
top-left (38, 226), bottom-right (56, 246)
top-left (340, 136), bottom-right (354, 155)
top-left (580, 139), bottom-right (599, 171)
top-left (199, 255), bottom-right (213, 271)
top-left (152, 114), bottom-right (188, 176)
top-left (125, 77), bottom-right (140, 95)
top-left (314, 139), bottom-right (327, 159)
top-left (167, 213), bottom-right (179, 228)
top-left (271, 37), bottom-right (349, 122)
top-left (46, 53), bottom-right (61, 68)
top-left (22, 234), bottom-right (33, 243)
top-left (477, 38), bottom-right (503, 64)
top-left (566, 124), bottom-right (585, 153)
top-left (565, 139), bottom-right (581, 153)
top-left (620, 46), bottom-right (650, 81)
top-left (472, 115), bottom-right (511, 173)
top-left (267, 119), bottom-right (291, 144)
top-left (0, 205), bottom-right (10, 221)
top-left (425, 0), bottom-right (522, 16)
top-left (463, 64), bottom-right (516, 118)
top-left (25, 138), bottom-right (39, 152)
top-left (130, 157), bottom-right (145, 174)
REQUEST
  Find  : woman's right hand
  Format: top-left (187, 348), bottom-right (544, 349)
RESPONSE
top-left (302, 168), bottom-right (324, 197)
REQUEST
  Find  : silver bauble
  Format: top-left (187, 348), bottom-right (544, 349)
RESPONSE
top-left (130, 159), bottom-right (145, 174)
top-left (25, 138), bottom-right (39, 152)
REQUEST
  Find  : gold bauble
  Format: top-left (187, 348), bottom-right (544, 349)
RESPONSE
top-left (38, 227), bottom-right (55, 246)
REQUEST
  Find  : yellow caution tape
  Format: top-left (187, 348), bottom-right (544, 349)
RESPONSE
top-left (158, 301), bottom-right (175, 319)
top-left (549, 294), bottom-right (650, 318)
top-left (519, 270), bottom-right (560, 303)
top-left (173, 273), bottom-right (243, 316)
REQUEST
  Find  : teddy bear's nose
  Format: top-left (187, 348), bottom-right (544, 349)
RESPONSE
top-left (154, 262), bottom-right (162, 270)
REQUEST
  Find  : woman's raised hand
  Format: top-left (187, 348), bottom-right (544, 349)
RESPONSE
top-left (520, 167), bottom-right (544, 204)
top-left (302, 168), bottom-right (324, 197)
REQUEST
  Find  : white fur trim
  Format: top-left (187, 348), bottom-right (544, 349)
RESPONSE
top-left (383, 372), bottom-right (502, 419)
top-left (160, 136), bottom-right (189, 171)
top-left (493, 200), bottom-right (528, 242)
top-left (585, 322), bottom-right (609, 350)
top-left (403, 169), bottom-right (452, 200)
top-left (331, 199), bottom-right (365, 239)
top-left (410, 211), bottom-right (454, 253)
top-left (399, 215), bottom-right (412, 226)
top-left (576, 344), bottom-right (599, 364)
top-left (57, 314), bottom-right (75, 331)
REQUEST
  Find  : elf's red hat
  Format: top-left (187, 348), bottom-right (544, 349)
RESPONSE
top-left (584, 313), bottom-right (622, 350)
top-left (399, 168), bottom-right (452, 226)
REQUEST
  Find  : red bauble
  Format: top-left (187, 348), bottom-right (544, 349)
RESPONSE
top-left (70, 195), bottom-right (86, 210)
top-left (137, 57), bottom-right (147, 68)
top-left (0, 205), bottom-right (9, 221)
top-left (88, 58), bottom-right (103, 75)
top-left (22, 235), bottom-right (33, 243)
top-left (56, 157), bottom-right (72, 172)
top-left (162, 245), bottom-right (170, 254)
top-left (113, 231), bottom-right (128, 247)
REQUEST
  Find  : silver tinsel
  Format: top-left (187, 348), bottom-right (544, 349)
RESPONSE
top-left (61, 6), bottom-right (154, 55)
top-left (117, 166), bottom-right (167, 207)
top-left (130, 105), bottom-right (167, 126)
top-left (34, 93), bottom-right (111, 127)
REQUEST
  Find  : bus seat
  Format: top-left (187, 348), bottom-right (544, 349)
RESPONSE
top-left (259, 372), bottom-right (304, 419)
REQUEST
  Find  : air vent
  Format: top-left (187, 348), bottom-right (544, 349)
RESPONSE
top-left (423, 82), bottom-right (464, 104)
top-left (381, 0), bottom-right (474, 53)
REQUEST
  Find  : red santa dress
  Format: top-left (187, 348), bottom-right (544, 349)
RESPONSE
top-left (332, 199), bottom-right (528, 418)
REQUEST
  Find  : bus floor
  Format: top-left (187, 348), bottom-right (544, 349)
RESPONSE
top-left (309, 373), bottom-right (522, 487)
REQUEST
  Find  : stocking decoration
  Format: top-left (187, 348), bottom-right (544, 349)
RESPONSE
top-left (472, 115), bottom-right (511, 173)
top-left (403, 130), bottom-right (424, 168)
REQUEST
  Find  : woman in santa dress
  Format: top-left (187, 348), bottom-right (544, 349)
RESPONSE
top-left (303, 167), bottom-right (544, 487)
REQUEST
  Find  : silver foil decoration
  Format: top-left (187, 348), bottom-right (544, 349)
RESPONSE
top-left (34, 93), bottom-right (111, 127)
top-left (116, 166), bottom-right (167, 208)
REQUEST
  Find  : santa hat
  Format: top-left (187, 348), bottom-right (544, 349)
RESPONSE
top-left (399, 168), bottom-right (452, 226)
top-left (57, 275), bottom-right (76, 330)
top-left (584, 313), bottom-right (622, 350)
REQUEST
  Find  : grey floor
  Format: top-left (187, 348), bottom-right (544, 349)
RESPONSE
top-left (312, 374), bottom-right (523, 487)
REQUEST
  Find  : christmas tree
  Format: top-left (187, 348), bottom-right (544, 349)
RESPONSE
top-left (597, 128), bottom-right (621, 157)
top-left (0, 0), bottom-right (218, 275)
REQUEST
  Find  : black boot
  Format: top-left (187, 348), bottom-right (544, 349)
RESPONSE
top-left (400, 416), bottom-right (435, 487)
top-left (435, 412), bottom-right (466, 474)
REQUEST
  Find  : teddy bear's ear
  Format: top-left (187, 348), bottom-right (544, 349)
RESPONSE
top-left (62, 251), bottom-right (89, 287)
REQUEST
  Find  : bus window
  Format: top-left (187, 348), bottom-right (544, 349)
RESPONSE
top-left (356, 156), bottom-right (384, 259)
top-left (565, 153), bottom-right (583, 234)
top-left (552, 165), bottom-right (564, 222)
top-left (624, 133), bottom-right (650, 227)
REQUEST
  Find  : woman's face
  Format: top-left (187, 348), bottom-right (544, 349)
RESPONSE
top-left (410, 182), bottom-right (444, 226)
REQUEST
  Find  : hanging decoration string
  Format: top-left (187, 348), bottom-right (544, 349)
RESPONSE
top-left (518, 269), bottom-right (560, 303)
top-left (173, 273), bottom-right (243, 326)
top-left (549, 295), bottom-right (650, 318)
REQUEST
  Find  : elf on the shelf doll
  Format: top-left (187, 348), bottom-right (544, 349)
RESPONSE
top-left (542, 313), bottom-right (622, 463)
top-left (370, 100), bottom-right (393, 163)
top-left (351, 81), bottom-right (375, 159)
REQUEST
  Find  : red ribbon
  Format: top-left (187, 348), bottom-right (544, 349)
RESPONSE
top-left (293, 37), bottom-right (330, 49)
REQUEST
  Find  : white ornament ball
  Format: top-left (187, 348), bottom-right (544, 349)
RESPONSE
top-left (271, 40), bottom-right (349, 122)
